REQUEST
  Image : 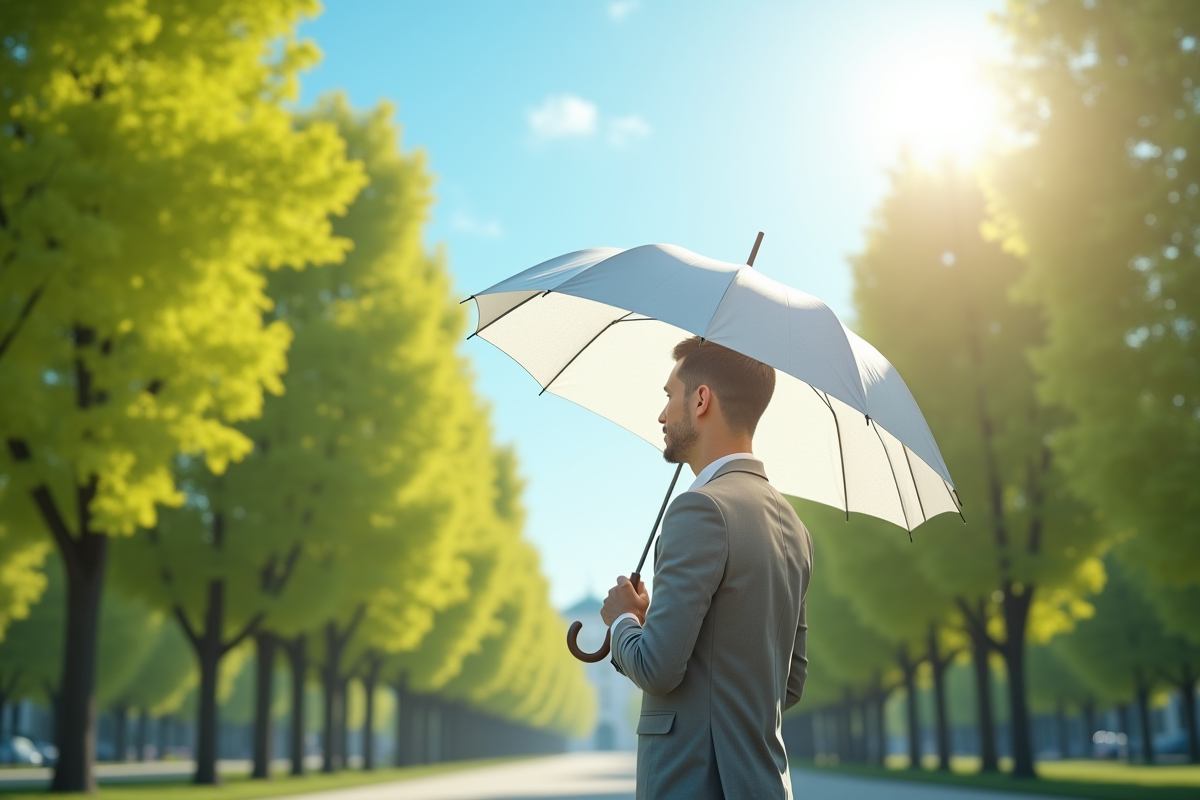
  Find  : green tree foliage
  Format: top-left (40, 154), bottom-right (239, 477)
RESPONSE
top-left (1052, 556), bottom-right (1200, 763)
top-left (851, 156), bottom-right (1105, 777)
top-left (990, 1), bottom-right (1200, 590)
top-left (0, 0), bottom-right (364, 789)
top-left (0, 558), bottom-right (191, 728)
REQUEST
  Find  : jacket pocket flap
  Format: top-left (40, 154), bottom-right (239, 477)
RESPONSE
top-left (637, 712), bottom-right (675, 735)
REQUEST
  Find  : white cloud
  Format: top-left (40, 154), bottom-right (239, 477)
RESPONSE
top-left (528, 95), bottom-right (598, 141)
top-left (450, 212), bottom-right (503, 238)
top-left (608, 0), bottom-right (639, 22)
top-left (527, 95), bottom-right (651, 150)
top-left (607, 114), bottom-right (652, 147)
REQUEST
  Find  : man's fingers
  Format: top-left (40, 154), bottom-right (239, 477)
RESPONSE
top-left (616, 575), bottom-right (628, 586)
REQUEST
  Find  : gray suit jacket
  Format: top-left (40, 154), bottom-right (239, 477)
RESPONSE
top-left (612, 457), bottom-right (813, 800)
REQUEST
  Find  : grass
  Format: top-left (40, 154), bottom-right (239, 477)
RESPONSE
top-left (795, 757), bottom-right (1200, 800)
top-left (0, 758), bottom-right (521, 799)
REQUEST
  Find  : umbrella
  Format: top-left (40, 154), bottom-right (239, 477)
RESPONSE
top-left (465, 234), bottom-right (960, 661)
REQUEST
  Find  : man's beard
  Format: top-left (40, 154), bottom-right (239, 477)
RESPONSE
top-left (662, 413), bottom-right (698, 464)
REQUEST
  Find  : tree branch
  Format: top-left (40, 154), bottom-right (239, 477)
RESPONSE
top-left (0, 282), bottom-right (45, 362)
top-left (31, 485), bottom-right (77, 568)
top-left (338, 603), bottom-right (368, 651)
top-left (222, 612), bottom-right (267, 656)
top-left (956, 596), bottom-right (1003, 652)
top-left (174, 606), bottom-right (200, 649)
top-left (1025, 445), bottom-right (1052, 556)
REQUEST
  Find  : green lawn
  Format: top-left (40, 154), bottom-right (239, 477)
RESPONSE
top-left (0, 758), bottom-right (519, 799)
top-left (795, 758), bottom-right (1200, 800)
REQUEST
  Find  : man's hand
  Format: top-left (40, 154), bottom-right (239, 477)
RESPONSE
top-left (600, 575), bottom-right (650, 627)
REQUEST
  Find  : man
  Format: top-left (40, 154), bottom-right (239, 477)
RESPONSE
top-left (601, 336), bottom-right (813, 800)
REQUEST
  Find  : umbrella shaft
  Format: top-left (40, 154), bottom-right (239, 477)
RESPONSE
top-left (634, 462), bottom-right (685, 577)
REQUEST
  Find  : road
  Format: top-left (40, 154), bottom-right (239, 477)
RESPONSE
top-left (273, 752), bottom-right (1077, 800)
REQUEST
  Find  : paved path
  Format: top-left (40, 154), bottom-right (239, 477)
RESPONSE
top-left (273, 752), bottom-right (1077, 800)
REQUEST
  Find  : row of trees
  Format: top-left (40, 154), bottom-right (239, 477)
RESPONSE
top-left (787, 0), bottom-right (1200, 778)
top-left (0, 0), bottom-right (593, 793)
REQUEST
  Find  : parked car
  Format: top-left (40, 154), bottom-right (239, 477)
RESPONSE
top-left (1092, 729), bottom-right (1128, 760)
top-left (1153, 730), bottom-right (1190, 756)
top-left (0, 736), bottom-right (44, 766)
top-left (33, 742), bottom-right (58, 767)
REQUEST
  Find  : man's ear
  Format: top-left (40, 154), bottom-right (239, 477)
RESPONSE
top-left (695, 385), bottom-right (713, 417)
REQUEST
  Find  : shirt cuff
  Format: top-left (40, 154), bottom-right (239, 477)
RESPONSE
top-left (610, 612), bottom-right (641, 639)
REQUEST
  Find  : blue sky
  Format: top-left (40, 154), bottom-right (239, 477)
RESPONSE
top-left (297, 0), bottom-right (1003, 608)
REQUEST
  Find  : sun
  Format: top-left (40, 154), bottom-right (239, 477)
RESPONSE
top-left (867, 28), bottom-right (1002, 168)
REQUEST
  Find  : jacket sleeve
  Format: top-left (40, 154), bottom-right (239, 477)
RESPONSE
top-left (784, 594), bottom-right (808, 711)
top-left (611, 491), bottom-right (728, 696)
top-left (785, 527), bottom-right (813, 711)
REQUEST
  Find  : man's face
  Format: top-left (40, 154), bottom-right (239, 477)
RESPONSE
top-left (659, 360), bottom-right (697, 464)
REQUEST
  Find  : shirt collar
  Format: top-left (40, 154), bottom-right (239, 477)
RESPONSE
top-left (688, 452), bottom-right (757, 492)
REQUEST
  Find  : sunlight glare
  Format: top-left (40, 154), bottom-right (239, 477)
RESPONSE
top-left (868, 29), bottom-right (1000, 167)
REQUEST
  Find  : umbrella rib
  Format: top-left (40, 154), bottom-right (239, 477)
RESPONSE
top-left (466, 290), bottom-right (548, 341)
top-left (869, 419), bottom-right (912, 537)
top-left (901, 444), bottom-right (928, 525)
top-left (944, 483), bottom-right (967, 523)
top-left (811, 388), bottom-right (850, 521)
top-left (538, 312), bottom-right (643, 396)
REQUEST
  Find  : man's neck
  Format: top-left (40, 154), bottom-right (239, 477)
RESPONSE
top-left (688, 439), bottom-right (754, 477)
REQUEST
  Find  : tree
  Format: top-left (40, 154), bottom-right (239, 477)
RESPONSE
top-left (990, 1), bottom-right (1200, 591)
top-left (798, 500), bottom-right (962, 771)
top-left (851, 156), bottom-right (1107, 777)
top-left (1027, 642), bottom-right (1096, 759)
top-left (0, 0), bottom-right (364, 789)
top-left (1054, 556), bottom-right (1200, 764)
top-left (795, 536), bottom-right (901, 767)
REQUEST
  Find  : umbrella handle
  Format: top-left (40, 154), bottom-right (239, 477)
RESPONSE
top-left (567, 573), bottom-right (642, 662)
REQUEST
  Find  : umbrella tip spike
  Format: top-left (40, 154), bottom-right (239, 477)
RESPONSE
top-left (747, 231), bottom-right (765, 267)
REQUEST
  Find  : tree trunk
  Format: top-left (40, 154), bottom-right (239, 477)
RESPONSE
top-left (837, 690), bottom-right (853, 763)
top-left (112, 705), bottom-right (128, 762)
top-left (135, 710), bottom-right (148, 762)
top-left (929, 624), bottom-right (951, 772)
top-left (1055, 699), bottom-right (1070, 759)
top-left (337, 677), bottom-right (350, 768)
top-left (287, 636), bottom-right (306, 776)
top-left (871, 689), bottom-right (888, 767)
top-left (899, 646), bottom-right (921, 770)
top-left (1175, 666), bottom-right (1198, 764)
top-left (393, 676), bottom-right (410, 767)
top-left (968, 617), bottom-right (999, 772)
top-left (1118, 704), bottom-right (1132, 761)
top-left (190, 580), bottom-right (226, 785)
top-left (1001, 582), bottom-right (1036, 778)
top-left (1082, 697), bottom-right (1096, 759)
top-left (317, 610), bottom-right (364, 773)
top-left (156, 715), bottom-right (169, 760)
top-left (321, 623), bottom-right (343, 773)
top-left (1135, 671), bottom-right (1156, 765)
top-left (362, 658), bottom-right (381, 771)
top-left (48, 511), bottom-right (107, 793)
top-left (252, 631), bottom-right (276, 780)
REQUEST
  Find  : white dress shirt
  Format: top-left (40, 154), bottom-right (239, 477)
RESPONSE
top-left (609, 453), bottom-right (757, 636)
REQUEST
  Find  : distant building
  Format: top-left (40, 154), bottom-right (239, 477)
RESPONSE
top-left (562, 596), bottom-right (639, 752)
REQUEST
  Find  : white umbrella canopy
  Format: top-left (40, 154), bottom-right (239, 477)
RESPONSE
top-left (467, 243), bottom-right (961, 533)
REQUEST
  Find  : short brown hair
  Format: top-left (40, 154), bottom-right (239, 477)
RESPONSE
top-left (672, 337), bottom-right (775, 436)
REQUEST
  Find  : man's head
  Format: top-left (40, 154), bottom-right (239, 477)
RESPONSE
top-left (659, 336), bottom-right (776, 465)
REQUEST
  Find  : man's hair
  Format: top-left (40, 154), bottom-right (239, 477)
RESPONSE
top-left (672, 337), bottom-right (776, 436)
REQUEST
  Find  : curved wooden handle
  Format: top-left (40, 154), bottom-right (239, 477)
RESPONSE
top-left (566, 573), bottom-right (642, 663)
top-left (567, 621), bottom-right (611, 662)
